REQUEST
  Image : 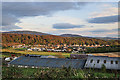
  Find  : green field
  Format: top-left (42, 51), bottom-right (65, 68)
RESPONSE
top-left (2, 66), bottom-right (120, 79)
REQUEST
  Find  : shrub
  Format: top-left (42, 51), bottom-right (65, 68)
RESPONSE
top-left (101, 64), bottom-right (106, 73)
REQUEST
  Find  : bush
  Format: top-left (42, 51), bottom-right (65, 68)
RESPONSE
top-left (101, 64), bottom-right (106, 73)
top-left (2, 67), bottom-right (22, 78)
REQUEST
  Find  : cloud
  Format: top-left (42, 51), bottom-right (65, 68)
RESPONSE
top-left (90, 28), bottom-right (119, 33)
top-left (53, 23), bottom-right (85, 29)
top-left (106, 34), bottom-right (119, 38)
top-left (2, 14), bottom-right (22, 31)
top-left (112, 28), bottom-right (120, 31)
top-left (2, 2), bottom-right (86, 31)
top-left (90, 4), bottom-right (118, 18)
top-left (90, 29), bottom-right (110, 33)
top-left (88, 15), bottom-right (119, 23)
top-left (2, 25), bottom-right (22, 31)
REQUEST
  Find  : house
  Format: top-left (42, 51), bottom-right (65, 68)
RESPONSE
top-left (27, 48), bottom-right (32, 51)
top-left (63, 44), bottom-right (67, 47)
top-left (41, 48), bottom-right (46, 51)
top-left (106, 45), bottom-right (110, 47)
top-left (77, 47), bottom-right (83, 51)
top-left (5, 57), bottom-right (11, 62)
top-left (74, 45), bottom-right (79, 47)
top-left (4, 56), bottom-right (18, 62)
top-left (80, 45), bottom-right (83, 47)
top-left (70, 54), bottom-right (88, 59)
top-left (84, 56), bottom-right (120, 70)
top-left (83, 44), bottom-right (86, 47)
top-left (47, 48), bottom-right (53, 52)
top-left (12, 45), bottom-right (22, 48)
top-left (67, 48), bottom-right (72, 52)
top-left (90, 45), bottom-right (94, 47)
top-left (101, 45), bottom-right (105, 46)
top-left (27, 47), bottom-right (42, 51)
top-left (86, 45), bottom-right (90, 47)
top-left (95, 44), bottom-right (98, 47)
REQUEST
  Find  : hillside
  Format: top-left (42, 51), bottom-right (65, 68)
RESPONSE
top-left (2, 33), bottom-right (119, 47)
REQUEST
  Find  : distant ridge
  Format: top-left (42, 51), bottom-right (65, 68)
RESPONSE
top-left (2, 31), bottom-right (119, 40)
top-left (60, 34), bottom-right (82, 37)
top-left (94, 37), bottom-right (119, 40)
top-left (2, 31), bottom-right (51, 35)
top-left (60, 34), bottom-right (119, 40)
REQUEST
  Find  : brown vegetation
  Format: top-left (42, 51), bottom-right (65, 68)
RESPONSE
top-left (2, 33), bottom-right (119, 47)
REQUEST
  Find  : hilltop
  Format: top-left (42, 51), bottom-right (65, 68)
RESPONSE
top-left (2, 30), bottom-right (50, 36)
top-left (60, 34), bottom-right (82, 37)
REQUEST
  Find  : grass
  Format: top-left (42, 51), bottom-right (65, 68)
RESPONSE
top-left (2, 66), bottom-right (120, 79)
top-left (15, 48), bottom-right (27, 51)
top-left (2, 48), bottom-right (71, 57)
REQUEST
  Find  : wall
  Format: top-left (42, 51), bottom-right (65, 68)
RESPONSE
top-left (84, 56), bottom-right (120, 70)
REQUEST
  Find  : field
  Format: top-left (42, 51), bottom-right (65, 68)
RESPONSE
top-left (2, 48), bottom-right (120, 58)
top-left (1, 48), bottom-right (71, 58)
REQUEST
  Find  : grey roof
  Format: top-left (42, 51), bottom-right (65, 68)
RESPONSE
top-left (8, 56), bottom-right (86, 69)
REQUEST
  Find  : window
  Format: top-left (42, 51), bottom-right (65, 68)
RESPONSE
top-left (90, 59), bottom-right (93, 63)
top-left (104, 60), bottom-right (106, 63)
top-left (111, 60), bottom-right (113, 64)
top-left (115, 61), bottom-right (118, 64)
top-left (97, 60), bottom-right (100, 63)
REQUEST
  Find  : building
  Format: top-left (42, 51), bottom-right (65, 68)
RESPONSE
top-left (8, 55), bottom-right (120, 70)
top-left (70, 54), bottom-right (88, 59)
top-left (8, 55), bottom-right (86, 69)
top-left (84, 56), bottom-right (120, 70)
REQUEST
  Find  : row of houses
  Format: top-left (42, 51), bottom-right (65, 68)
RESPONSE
top-left (12, 44), bottom-right (31, 48)
top-left (12, 44), bottom-right (110, 49)
top-left (27, 47), bottom-right (67, 52)
top-left (26, 46), bottom-right (87, 53)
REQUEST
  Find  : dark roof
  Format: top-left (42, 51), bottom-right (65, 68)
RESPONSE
top-left (88, 55), bottom-right (120, 60)
top-left (8, 56), bottom-right (86, 69)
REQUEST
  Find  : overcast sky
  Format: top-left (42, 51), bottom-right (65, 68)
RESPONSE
top-left (2, 1), bottom-right (119, 37)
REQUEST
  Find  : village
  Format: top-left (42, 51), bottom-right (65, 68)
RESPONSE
top-left (12, 44), bottom-right (110, 53)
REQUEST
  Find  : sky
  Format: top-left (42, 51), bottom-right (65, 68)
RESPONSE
top-left (1, 1), bottom-right (119, 38)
